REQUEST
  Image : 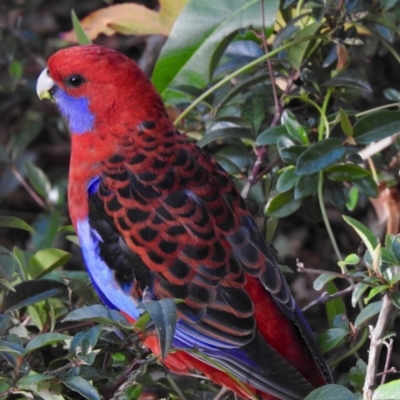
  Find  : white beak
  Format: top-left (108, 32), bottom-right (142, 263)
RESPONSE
top-left (36, 68), bottom-right (55, 100)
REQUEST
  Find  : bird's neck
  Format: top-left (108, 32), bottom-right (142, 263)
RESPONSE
top-left (67, 115), bottom-right (179, 227)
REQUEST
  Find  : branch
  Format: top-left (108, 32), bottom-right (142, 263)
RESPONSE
top-left (301, 284), bottom-right (356, 312)
top-left (363, 294), bottom-right (396, 400)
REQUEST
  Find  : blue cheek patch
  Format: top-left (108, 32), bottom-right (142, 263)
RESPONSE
top-left (54, 89), bottom-right (95, 134)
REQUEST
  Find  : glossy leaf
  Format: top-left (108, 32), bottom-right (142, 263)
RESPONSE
top-left (353, 111), bottom-right (400, 144)
top-left (63, 305), bottom-right (127, 326)
top-left (372, 379), bottom-right (400, 399)
top-left (197, 127), bottom-right (254, 148)
top-left (29, 248), bottom-right (71, 279)
top-left (153, 0), bottom-right (280, 101)
top-left (339, 108), bottom-right (353, 136)
top-left (354, 301), bottom-right (383, 328)
top-left (323, 69), bottom-right (372, 92)
top-left (352, 175), bottom-right (378, 198)
top-left (325, 281), bottom-right (346, 329)
top-left (62, 376), bottom-right (100, 400)
top-left (317, 328), bottom-right (348, 353)
top-left (281, 109), bottom-right (309, 145)
top-left (296, 138), bottom-right (346, 175)
top-left (349, 359), bottom-right (366, 393)
top-left (304, 384), bottom-right (355, 400)
top-left (256, 125), bottom-right (289, 145)
top-left (276, 166), bottom-right (297, 193)
top-left (294, 173), bottom-right (318, 199)
top-left (325, 165), bottom-right (370, 182)
top-left (0, 216), bottom-right (34, 232)
top-left (25, 333), bottom-right (71, 354)
top-left (313, 273), bottom-right (337, 291)
top-left (4, 280), bottom-right (68, 312)
top-left (265, 190), bottom-right (302, 217)
top-left (343, 216), bottom-right (379, 256)
top-left (139, 299), bottom-right (177, 359)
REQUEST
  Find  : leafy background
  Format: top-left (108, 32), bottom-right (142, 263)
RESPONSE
top-left (2, 0), bottom-right (400, 399)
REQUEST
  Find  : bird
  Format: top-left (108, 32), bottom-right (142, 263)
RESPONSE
top-left (36, 44), bottom-right (331, 400)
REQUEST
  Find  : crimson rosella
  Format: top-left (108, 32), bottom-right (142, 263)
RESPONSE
top-left (36, 45), bottom-right (331, 400)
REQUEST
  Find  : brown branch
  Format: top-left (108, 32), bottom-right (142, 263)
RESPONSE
top-left (301, 284), bottom-right (357, 312)
top-left (296, 263), bottom-right (376, 286)
top-left (381, 338), bottom-right (394, 385)
top-left (363, 294), bottom-right (396, 400)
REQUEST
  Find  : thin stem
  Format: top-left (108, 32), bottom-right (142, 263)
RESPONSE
top-left (166, 374), bottom-right (188, 400)
top-left (297, 264), bottom-right (376, 285)
top-left (301, 284), bottom-right (357, 312)
top-left (173, 34), bottom-right (325, 126)
top-left (318, 171), bottom-right (342, 261)
top-left (11, 166), bottom-right (49, 210)
top-left (330, 327), bottom-right (369, 366)
top-left (381, 338), bottom-right (394, 385)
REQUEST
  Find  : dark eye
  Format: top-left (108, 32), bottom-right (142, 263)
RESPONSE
top-left (66, 74), bottom-right (85, 88)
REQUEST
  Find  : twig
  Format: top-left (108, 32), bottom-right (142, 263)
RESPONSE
top-left (377, 367), bottom-right (398, 377)
top-left (363, 294), bottom-right (396, 400)
top-left (381, 338), bottom-right (394, 385)
top-left (296, 262), bottom-right (376, 286)
top-left (301, 284), bottom-right (357, 312)
top-left (213, 386), bottom-right (229, 400)
top-left (11, 166), bottom-right (49, 210)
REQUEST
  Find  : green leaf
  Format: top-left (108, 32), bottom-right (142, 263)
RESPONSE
top-left (276, 166), bottom-right (297, 193)
top-left (372, 379), bottom-right (400, 399)
top-left (296, 138), bottom-right (346, 175)
top-left (324, 69), bottom-right (372, 92)
top-left (153, 0), bottom-right (280, 102)
top-left (354, 300), bottom-right (383, 328)
top-left (0, 216), bottom-right (34, 232)
top-left (62, 376), bottom-right (100, 400)
top-left (281, 110), bottom-right (309, 145)
top-left (71, 10), bottom-right (92, 45)
top-left (391, 237), bottom-right (400, 264)
top-left (81, 325), bottom-right (102, 356)
top-left (364, 285), bottom-right (389, 304)
top-left (25, 333), bottom-right (71, 354)
top-left (277, 137), bottom-right (307, 165)
top-left (352, 175), bottom-right (378, 198)
top-left (139, 299), bottom-right (177, 359)
top-left (339, 108), bottom-right (353, 136)
top-left (24, 160), bottom-right (51, 199)
top-left (325, 165), bottom-right (370, 182)
top-left (352, 278), bottom-right (376, 307)
top-left (317, 328), bottom-right (348, 353)
top-left (63, 305), bottom-right (127, 326)
top-left (265, 190), bottom-right (302, 218)
top-left (4, 280), bottom-right (68, 312)
top-left (349, 359), bottom-right (367, 393)
top-left (325, 281), bottom-right (346, 329)
top-left (294, 173), bottom-right (318, 199)
top-left (29, 248), bottom-right (71, 279)
top-left (9, 60), bottom-right (23, 80)
top-left (313, 273), bottom-right (336, 291)
top-left (304, 384), bottom-right (355, 400)
top-left (18, 373), bottom-right (54, 388)
top-left (346, 186), bottom-right (359, 211)
top-left (256, 125), bottom-right (289, 146)
top-left (0, 339), bottom-right (25, 355)
top-left (343, 216), bottom-right (379, 256)
top-left (287, 22), bottom-right (321, 71)
top-left (353, 111), bottom-right (400, 144)
top-left (197, 127), bottom-right (254, 148)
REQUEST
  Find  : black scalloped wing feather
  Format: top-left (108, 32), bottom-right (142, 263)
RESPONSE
top-left (86, 129), bottom-right (328, 397)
